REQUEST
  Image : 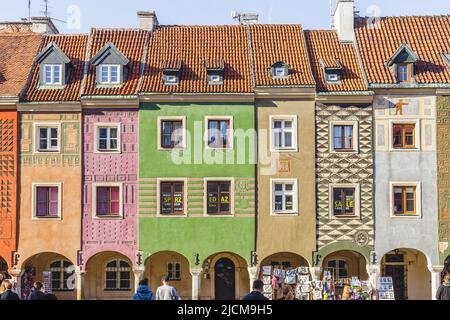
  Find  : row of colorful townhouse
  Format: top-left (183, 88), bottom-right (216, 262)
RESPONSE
top-left (0, 2), bottom-right (449, 300)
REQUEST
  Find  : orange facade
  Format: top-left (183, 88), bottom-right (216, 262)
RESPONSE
top-left (0, 111), bottom-right (18, 270)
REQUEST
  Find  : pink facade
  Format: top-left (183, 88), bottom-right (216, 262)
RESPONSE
top-left (81, 110), bottom-right (138, 269)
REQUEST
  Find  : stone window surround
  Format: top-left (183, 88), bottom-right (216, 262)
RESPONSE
top-left (329, 120), bottom-right (359, 154)
top-left (156, 177), bottom-right (188, 217)
top-left (94, 122), bottom-right (121, 154)
top-left (33, 122), bottom-right (62, 154)
top-left (31, 182), bottom-right (62, 220)
top-left (388, 119), bottom-right (420, 152)
top-left (203, 177), bottom-right (235, 217)
top-left (92, 182), bottom-right (124, 220)
top-left (270, 178), bottom-right (299, 216)
top-left (269, 115), bottom-right (298, 153)
top-left (204, 116), bottom-right (234, 150)
top-left (328, 183), bottom-right (361, 219)
top-left (389, 181), bottom-right (422, 219)
top-left (157, 116), bottom-right (187, 150)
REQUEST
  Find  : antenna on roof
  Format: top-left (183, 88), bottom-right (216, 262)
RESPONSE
top-left (330, 0), bottom-right (334, 28)
top-left (28, 0), bottom-right (32, 21)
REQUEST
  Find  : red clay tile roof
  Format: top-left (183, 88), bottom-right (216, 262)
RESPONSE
top-left (304, 30), bottom-right (368, 92)
top-left (250, 24), bottom-right (315, 87)
top-left (83, 29), bottom-right (149, 96)
top-left (0, 33), bottom-right (42, 97)
top-left (22, 34), bottom-right (88, 102)
top-left (355, 16), bottom-right (450, 85)
top-left (140, 25), bottom-right (253, 93)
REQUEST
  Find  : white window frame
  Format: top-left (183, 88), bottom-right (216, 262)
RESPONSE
top-left (156, 178), bottom-right (188, 217)
top-left (273, 67), bottom-right (288, 77)
top-left (329, 121), bottom-right (359, 153)
top-left (389, 181), bottom-right (422, 219)
top-left (94, 123), bottom-right (121, 154)
top-left (49, 260), bottom-right (75, 291)
top-left (204, 116), bottom-right (234, 150)
top-left (98, 64), bottom-right (121, 84)
top-left (208, 74), bottom-right (223, 84)
top-left (163, 74), bottom-right (179, 85)
top-left (43, 64), bottom-right (62, 85)
top-left (388, 119), bottom-right (420, 151)
top-left (203, 177), bottom-right (235, 216)
top-left (329, 183), bottom-right (360, 219)
top-left (269, 115), bottom-right (298, 152)
top-left (34, 123), bottom-right (61, 153)
top-left (326, 73), bottom-right (340, 82)
top-left (326, 259), bottom-right (349, 279)
top-left (31, 182), bottom-right (62, 220)
top-left (270, 178), bottom-right (299, 215)
top-left (92, 182), bottom-right (123, 219)
top-left (167, 262), bottom-right (182, 281)
top-left (157, 116), bottom-right (187, 150)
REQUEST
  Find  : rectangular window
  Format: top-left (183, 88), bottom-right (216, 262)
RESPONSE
top-left (274, 67), bottom-right (287, 77)
top-left (161, 121), bottom-right (183, 149)
top-left (160, 182), bottom-right (184, 215)
top-left (35, 186), bottom-right (59, 218)
top-left (96, 186), bottom-right (120, 216)
top-left (393, 186), bottom-right (416, 215)
top-left (43, 64), bottom-right (62, 85)
top-left (393, 124), bottom-right (415, 149)
top-left (37, 127), bottom-right (59, 152)
top-left (97, 126), bottom-right (119, 151)
top-left (333, 125), bottom-right (353, 151)
top-left (99, 64), bottom-right (120, 84)
top-left (207, 181), bottom-right (231, 215)
top-left (167, 263), bottom-right (181, 281)
top-left (333, 188), bottom-right (355, 216)
top-left (207, 119), bottom-right (231, 149)
top-left (164, 74), bottom-right (179, 85)
top-left (397, 64), bottom-right (410, 82)
top-left (208, 74), bottom-right (223, 84)
top-left (272, 182), bottom-right (296, 214)
top-left (271, 117), bottom-right (297, 151)
top-left (326, 73), bottom-right (340, 82)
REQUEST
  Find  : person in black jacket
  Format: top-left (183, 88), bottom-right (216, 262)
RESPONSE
top-left (29, 281), bottom-right (45, 300)
top-left (242, 279), bottom-right (269, 301)
top-left (0, 280), bottom-right (20, 301)
top-left (436, 272), bottom-right (450, 301)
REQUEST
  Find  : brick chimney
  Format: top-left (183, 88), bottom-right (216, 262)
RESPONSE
top-left (333, 0), bottom-right (355, 43)
top-left (137, 11), bottom-right (159, 31)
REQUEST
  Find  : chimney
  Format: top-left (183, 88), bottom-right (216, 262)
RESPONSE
top-left (30, 17), bottom-right (59, 34)
top-left (333, 0), bottom-right (355, 43)
top-left (137, 11), bottom-right (159, 31)
top-left (232, 12), bottom-right (258, 25)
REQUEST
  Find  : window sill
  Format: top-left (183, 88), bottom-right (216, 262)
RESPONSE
top-left (332, 215), bottom-right (360, 219)
top-left (270, 148), bottom-right (298, 153)
top-left (94, 215), bottom-right (123, 220)
top-left (331, 149), bottom-right (358, 154)
top-left (103, 289), bottom-right (131, 292)
top-left (158, 147), bottom-right (186, 151)
top-left (38, 85), bottom-right (65, 90)
top-left (391, 214), bottom-right (421, 219)
top-left (96, 84), bottom-right (122, 88)
top-left (205, 146), bottom-right (234, 151)
top-left (94, 150), bottom-right (121, 154)
top-left (270, 212), bottom-right (299, 216)
top-left (157, 213), bottom-right (187, 218)
top-left (205, 213), bottom-right (234, 217)
top-left (32, 216), bottom-right (62, 221)
top-left (34, 150), bottom-right (61, 154)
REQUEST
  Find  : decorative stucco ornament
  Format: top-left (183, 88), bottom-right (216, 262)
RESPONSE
top-left (354, 231), bottom-right (369, 247)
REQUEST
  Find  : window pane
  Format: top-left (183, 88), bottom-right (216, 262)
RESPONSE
top-left (274, 195), bottom-right (283, 211)
top-left (40, 138), bottom-right (48, 150)
top-left (96, 187), bottom-right (109, 215)
top-left (333, 188), bottom-right (343, 215)
top-left (45, 65), bottom-right (52, 83)
top-left (53, 65), bottom-right (61, 83)
top-left (220, 121), bottom-right (229, 147)
top-left (99, 139), bottom-right (107, 150)
top-left (274, 131), bottom-right (282, 148)
top-left (99, 128), bottom-right (108, 139)
top-left (207, 183), bottom-right (218, 214)
top-left (284, 121), bottom-right (292, 128)
top-left (334, 126), bottom-right (343, 149)
top-left (36, 187), bottom-right (48, 217)
top-left (109, 138), bottom-right (118, 150)
top-left (109, 128), bottom-right (118, 139)
top-left (161, 183), bottom-right (173, 214)
top-left (110, 66), bottom-right (118, 82)
top-left (173, 183), bottom-right (183, 213)
top-left (101, 66), bottom-right (109, 83)
top-left (274, 184), bottom-right (283, 192)
top-left (50, 128), bottom-right (58, 139)
top-left (284, 132), bottom-right (292, 147)
top-left (344, 189), bottom-right (354, 214)
top-left (219, 183), bottom-right (230, 213)
top-left (285, 184), bottom-right (293, 192)
top-left (273, 121), bottom-right (282, 129)
top-left (49, 187), bottom-right (59, 216)
top-left (285, 195), bottom-right (293, 211)
top-left (394, 188), bottom-right (404, 213)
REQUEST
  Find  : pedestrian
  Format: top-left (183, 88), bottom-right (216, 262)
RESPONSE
top-left (0, 278), bottom-right (7, 295)
top-left (133, 278), bottom-right (155, 300)
top-left (0, 280), bottom-right (20, 300)
top-left (436, 272), bottom-right (450, 300)
top-left (28, 281), bottom-right (45, 300)
top-left (278, 285), bottom-right (295, 300)
top-left (155, 275), bottom-right (180, 300)
top-left (242, 279), bottom-right (269, 300)
top-left (42, 293), bottom-right (58, 300)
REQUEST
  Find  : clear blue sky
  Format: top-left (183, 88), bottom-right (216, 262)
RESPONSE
top-left (1, 0), bottom-right (449, 33)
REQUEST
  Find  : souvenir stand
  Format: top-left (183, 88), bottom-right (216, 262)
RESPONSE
top-left (377, 277), bottom-right (395, 300)
top-left (260, 265), bottom-right (311, 300)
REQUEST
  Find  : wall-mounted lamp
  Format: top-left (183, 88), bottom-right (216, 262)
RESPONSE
top-left (137, 251), bottom-right (143, 266)
top-left (251, 251), bottom-right (258, 267)
top-left (193, 253), bottom-right (200, 266)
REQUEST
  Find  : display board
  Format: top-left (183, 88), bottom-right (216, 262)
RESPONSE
top-left (378, 277), bottom-right (395, 300)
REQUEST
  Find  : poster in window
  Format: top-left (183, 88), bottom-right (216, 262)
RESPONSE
top-left (161, 191), bottom-right (172, 214)
top-left (220, 191), bottom-right (230, 212)
top-left (42, 271), bottom-right (53, 294)
top-left (208, 191), bottom-right (218, 213)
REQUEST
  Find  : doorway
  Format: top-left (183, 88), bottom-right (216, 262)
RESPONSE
top-left (214, 258), bottom-right (235, 300)
top-left (382, 252), bottom-right (407, 300)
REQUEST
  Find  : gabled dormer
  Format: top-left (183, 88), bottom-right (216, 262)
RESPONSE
top-left (205, 59), bottom-right (225, 85)
top-left (161, 60), bottom-right (182, 85)
top-left (91, 42), bottom-right (129, 86)
top-left (320, 58), bottom-right (343, 84)
top-left (35, 42), bottom-right (71, 87)
top-left (386, 43), bottom-right (418, 83)
top-left (270, 61), bottom-right (290, 78)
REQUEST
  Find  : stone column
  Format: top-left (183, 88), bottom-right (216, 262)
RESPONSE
top-left (366, 264), bottom-right (381, 300)
top-left (133, 266), bottom-right (146, 293)
top-left (190, 268), bottom-right (202, 300)
top-left (9, 268), bottom-right (22, 298)
top-left (429, 265), bottom-right (444, 300)
top-left (75, 267), bottom-right (86, 301)
top-left (248, 266), bottom-right (259, 290)
top-left (310, 267), bottom-right (322, 281)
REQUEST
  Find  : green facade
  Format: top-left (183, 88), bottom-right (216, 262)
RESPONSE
top-left (139, 102), bottom-right (256, 265)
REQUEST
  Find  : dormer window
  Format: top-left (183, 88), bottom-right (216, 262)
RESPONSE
top-left (443, 53), bottom-right (450, 69)
top-left (387, 43), bottom-right (418, 84)
top-left (271, 61), bottom-right (290, 78)
top-left (91, 42), bottom-right (129, 87)
top-left (99, 64), bottom-right (120, 84)
top-left (320, 59), bottom-right (343, 84)
top-left (205, 59), bottom-right (224, 85)
top-left (44, 64), bottom-right (62, 85)
top-left (35, 42), bottom-right (71, 87)
top-left (162, 60), bottom-right (182, 86)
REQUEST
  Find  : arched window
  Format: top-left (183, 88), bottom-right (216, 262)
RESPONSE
top-left (49, 260), bottom-right (74, 291)
top-left (105, 259), bottom-right (131, 290)
top-left (327, 259), bottom-right (348, 279)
